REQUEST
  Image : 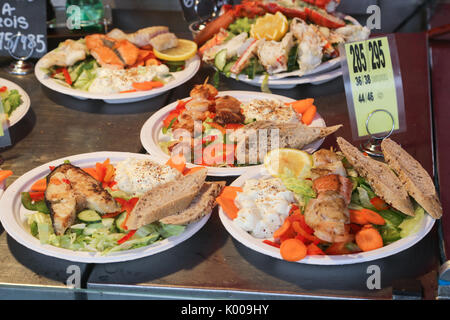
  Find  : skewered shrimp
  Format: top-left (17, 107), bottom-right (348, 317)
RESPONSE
top-left (190, 83), bottom-right (218, 100)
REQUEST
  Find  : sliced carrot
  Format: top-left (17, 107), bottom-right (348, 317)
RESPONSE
top-left (166, 153), bottom-right (186, 174)
top-left (95, 162), bottom-right (107, 183)
top-left (132, 81), bottom-right (164, 91)
top-left (103, 164), bottom-right (115, 183)
top-left (273, 219), bottom-right (293, 239)
top-left (280, 238), bottom-right (307, 262)
top-left (0, 170), bottom-right (13, 182)
top-left (83, 167), bottom-right (100, 181)
top-left (290, 98), bottom-right (314, 114)
top-left (325, 242), bottom-right (352, 255)
top-left (120, 89), bottom-right (138, 93)
top-left (182, 166), bottom-right (206, 176)
top-left (218, 186), bottom-right (243, 200)
top-left (216, 196), bottom-right (239, 220)
top-left (307, 243), bottom-right (325, 255)
top-left (301, 105), bottom-right (317, 125)
top-left (349, 209), bottom-right (369, 225)
top-left (350, 208), bottom-right (385, 225)
top-left (30, 178), bottom-right (47, 192)
top-left (287, 213), bottom-right (314, 235)
top-left (145, 58), bottom-right (161, 66)
top-left (361, 208), bottom-right (385, 225)
top-left (355, 226), bottom-right (384, 252)
top-left (292, 221), bottom-right (321, 244)
top-left (370, 196), bottom-right (389, 211)
top-left (312, 174), bottom-right (340, 193)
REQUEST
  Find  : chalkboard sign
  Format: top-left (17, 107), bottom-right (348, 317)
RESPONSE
top-left (0, 0), bottom-right (47, 59)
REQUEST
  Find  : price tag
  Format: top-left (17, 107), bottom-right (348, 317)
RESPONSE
top-left (340, 35), bottom-right (406, 139)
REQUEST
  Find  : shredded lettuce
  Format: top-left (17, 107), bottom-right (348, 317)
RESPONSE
top-left (228, 17), bottom-right (255, 34)
top-left (26, 210), bottom-right (186, 254)
top-left (1, 89), bottom-right (22, 117)
top-left (280, 168), bottom-right (315, 207)
top-left (399, 205), bottom-right (425, 238)
top-left (356, 187), bottom-right (376, 210)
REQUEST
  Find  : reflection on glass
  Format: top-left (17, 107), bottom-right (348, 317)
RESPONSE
top-left (66, 0), bottom-right (105, 32)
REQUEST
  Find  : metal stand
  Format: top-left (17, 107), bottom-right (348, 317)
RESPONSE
top-left (7, 60), bottom-right (34, 75)
top-left (360, 109), bottom-right (395, 157)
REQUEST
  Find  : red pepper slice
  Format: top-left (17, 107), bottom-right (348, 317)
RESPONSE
top-left (61, 67), bottom-right (72, 85)
top-left (0, 86), bottom-right (7, 92)
top-left (370, 197), bottom-right (389, 211)
top-left (263, 239), bottom-right (281, 248)
top-left (102, 211), bottom-right (122, 219)
top-left (29, 191), bottom-right (45, 201)
top-left (163, 111), bottom-right (179, 129)
top-left (117, 230), bottom-right (137, 244)
top-left (115, 197), bottom-right (139, 230)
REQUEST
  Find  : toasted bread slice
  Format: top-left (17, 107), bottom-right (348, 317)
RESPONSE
top-left (336, 137), bottom-right (415, 216)
top-left (381, 138), bottom-right (442, 219)
top-left (125, 168), bottom-right (208, 230)
top-left (160, 181), bottom-right (226, 225)
top-left (231, 121), bottom-right (342, 163)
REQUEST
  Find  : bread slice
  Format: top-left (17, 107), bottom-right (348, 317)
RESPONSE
top-left (231, 121), bottom-right (342, 163)
top-left (125, 168), bottom-right (208, 230)
top-left (381, 138), bottom-right (442, 219)
top-left (336, 137), bottom-right (415, 216)
top-left (160, 181), bottom-right (226, 225)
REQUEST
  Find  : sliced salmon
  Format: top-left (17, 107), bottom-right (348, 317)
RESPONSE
top-left (113, 39), bottom-right (140, 66)
top-left (90, 46), bottom-right (125, 68)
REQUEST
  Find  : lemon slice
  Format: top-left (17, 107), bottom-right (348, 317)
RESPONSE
top-left (264, 148), bottom-right (313, 178)
top-left (250, 12), bottom-right (289, 41)
top-left (153, 39), bottom-right (198, 62)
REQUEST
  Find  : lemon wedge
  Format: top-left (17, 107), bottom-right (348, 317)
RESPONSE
top-left (250, 12), bottom-right (289, 41)
top-left (153, 39), bottom-right (198, 62)
top-left (264, 148), bottom-right (313, 178)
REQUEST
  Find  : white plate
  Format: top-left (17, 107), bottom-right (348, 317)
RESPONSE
top-left (0, 78), bottom-right (31, 127)
top-left (0, 170), bottom-right (5, 200)
top-left (237, 68), bottom-right (342, 90)
top-left (0, 152), bottom-right (211, 263)
top-left (229, 15), bottom-right (360, 89)
top-left (140, 90), bottom-right (327, 177)
top-left (34, 55), bottom-right (201, 104)
top-left (218, 168), bottom-right (436, 265)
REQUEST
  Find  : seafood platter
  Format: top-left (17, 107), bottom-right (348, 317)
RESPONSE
top-left (35, 26), bottom-right (200, 103)
top-left (194, 0), bottom-right (371, 88)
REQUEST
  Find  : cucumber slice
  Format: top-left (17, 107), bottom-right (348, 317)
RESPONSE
top-left (77, 210), bottom-right (102, 223)
top-left (115, 211), bottom-right (127, 232)
top-left (214, 49), bottom-right (227, 72)
top-left (223, 61), bottom-right (235, 77)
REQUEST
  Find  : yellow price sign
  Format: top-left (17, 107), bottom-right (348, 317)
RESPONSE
top-left (341, 35), bottom-right (406, 139)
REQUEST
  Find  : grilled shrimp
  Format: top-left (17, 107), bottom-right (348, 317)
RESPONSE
top-left (304, 191), bottom-right (350, 243)
top-left (190, 83), bottom-right (218, 100)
